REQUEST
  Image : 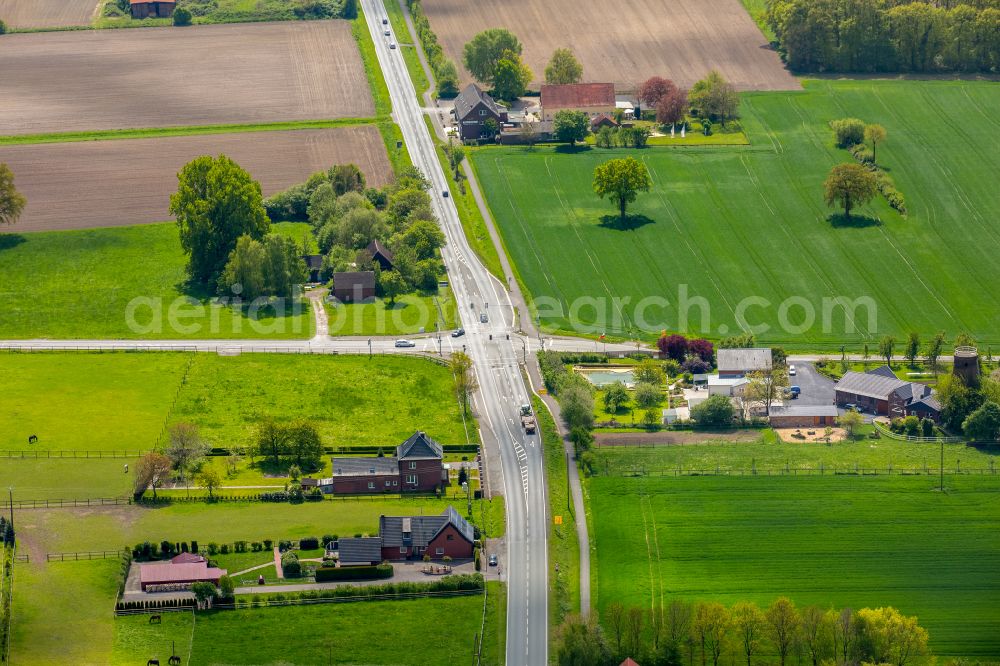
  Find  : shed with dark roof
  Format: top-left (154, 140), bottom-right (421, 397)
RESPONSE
top-left (130, 0), bottom-right (175, 19)
top-left (337, 537), bottom-right (383, 566)
top-left (332, 271), bottom-right (375, 303)
top-left (717, 348), bottom-right (773, 377)
top-left (366, 240), bottom-right (395, 271)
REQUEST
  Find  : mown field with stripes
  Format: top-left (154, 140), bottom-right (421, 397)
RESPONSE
top-left (589, 474), bottom-right (1000, 657)
top-left (472, 80), bottom-right (1000, 349)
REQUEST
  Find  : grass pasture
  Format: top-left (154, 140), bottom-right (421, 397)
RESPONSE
top-left (325, 288), bottom-right (459, 336)
top-left (0, 223), bottom-right (317, 339)
top-left (589, 475), bottom-right (1000, 658)
top-left (0, 352), bottom-right (474, 454)
top-left (472, 79), bottom-right (1000, 349)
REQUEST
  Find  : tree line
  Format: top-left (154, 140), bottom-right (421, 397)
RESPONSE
top-left (557, 598), bottom-right (930, 666)
top-left (766, 0), bottom-right (1000, 73)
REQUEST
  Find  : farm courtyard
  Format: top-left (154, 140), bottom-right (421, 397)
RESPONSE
top-left (472, 79), bottom-right (1000, 348)
top-left (588, 474), bottom-right (1000, 658)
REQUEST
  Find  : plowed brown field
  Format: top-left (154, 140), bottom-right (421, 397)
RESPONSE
top-left (3, 126), bottom-right (393, 232)
top-left (0, 0), bottom-right (98, 28)
top-left (0, 21), bottom-right (373, 135)
top-left (421, 0), bottom-right (798, 91)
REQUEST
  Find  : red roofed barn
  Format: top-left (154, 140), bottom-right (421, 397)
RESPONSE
top-left (139, 558), bottom-right (227, 591)
top-left (541, 83), bottom-right (616, 121)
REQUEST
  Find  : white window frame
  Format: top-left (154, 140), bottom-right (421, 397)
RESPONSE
top-left (406, 474), bottom-right (417, 484)
top-left (367, 481), bottom-right (375, 490)
top-left (400, 547), bottom-right (407, 554)
top-left (435, 548), bottom-right (444, 555)
top-left (409, 462), bottom-right (417, 470)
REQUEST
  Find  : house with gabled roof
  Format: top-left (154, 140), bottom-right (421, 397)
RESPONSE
top-left (540, 82), bottom-right (616, 121)
top-left (835, 366), bottom-right (940, 420)
top-left (379, 506), bottom-right (475, 561)
top-left (365, 240), bottom-right (395, 271)
top-left (311, 432), bottom-right (447, 495)
top-left (717, 348), bottom-right (773, 377)
top-left (453, 83), bottom-right (505, 141)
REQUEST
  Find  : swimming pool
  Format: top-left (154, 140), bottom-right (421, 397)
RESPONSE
top-left (576, 367), bottom-right (635, 388)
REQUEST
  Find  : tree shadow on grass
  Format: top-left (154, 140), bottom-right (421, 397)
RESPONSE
top-left (599, 213), bottom-right (656, 231)
top-left (554, 143), bottom-right (592, 154)
top-left (828, 213), bottom-right (881, 229)
top-left (0, 233), bottom-right (26, 252)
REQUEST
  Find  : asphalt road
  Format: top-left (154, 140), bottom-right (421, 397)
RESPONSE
top-left (358, 2), bottom-right (547, 662)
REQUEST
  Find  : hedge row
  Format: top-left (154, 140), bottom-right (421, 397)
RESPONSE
top-left (314, 563), bottom-right (393, 581)
top-left (405, 0), bottom-right (460, 97)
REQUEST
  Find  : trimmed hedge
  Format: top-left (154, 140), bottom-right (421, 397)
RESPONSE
top-left (314, 564), bottom-right (394, 582)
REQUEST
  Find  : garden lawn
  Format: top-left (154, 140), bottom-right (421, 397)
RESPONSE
top-left (588, 475), bottom-right (1000, 658)
top-left (325, 288), bottom-right (459, 336)
top-left (14, 496), bottom-right (506, 555)
top-left (0, 352), bottom-right (473, 453)
top-left (9, 559), bottom-right (120, 665)
top-left (472, 79), bottom-right (1000, 350)
top-left (184, 586), bottom-right (503, 665)
top-left (0, 223), bottom-right (314, 339)
top-left (592, 436), bottom-right (1000, 473)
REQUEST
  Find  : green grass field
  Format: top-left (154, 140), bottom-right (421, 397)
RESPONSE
top-left (588, 475), bottom-right (1000, 658)
top-left (593, 437), bottom-right (1000, 474)
top-left (0, 222), bottom-right (315, 340)
top-left (472, 80), bottom-right (1000, 350)
top-left (325, 288), bottom-right (459, 335)
top-left (0, 352), bottom-right (473, 454)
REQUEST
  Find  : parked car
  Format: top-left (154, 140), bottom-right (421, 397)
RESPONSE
top-left (844, 403), bottom-right (861, 413)
top-left (789, 385), bottom-right (801, 398)
top-left (394, 339), bottom-right (415, 348)
top-left (788, 364), bottom-right (796, 376)
top-left (480, 313), bottom-right (488, 323)
top-left (451, 328), bottom-right (465, 338)
top-left (488, 554), bottom-right (498, 567)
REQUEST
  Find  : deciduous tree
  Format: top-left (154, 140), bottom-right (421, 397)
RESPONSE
top-left (855, 606), bottom-right (929, 666)
top-left (133, 452), bottom-right (173, 500)
top-left (925, 331), bottom-right (946, 375)
top-left (545, 47), bottom-right (583, 84)
top-left (198, 466), bottom-right (222, 499)
top-left (605, 602), bottom-right (626, 655)
top-left (731, 601), bottom-right (766, 666)
top-left (766, 597), bottom-right (800, 666)
top-left (561, 382), bottom-right (596, 433)
top-left (592, 157), bottom-right (652, 224)
top-left (879, 335), bottom-right (896, 366)
top-left (634, 381), bottom-right (662, 410)
top-left (962, 401), bottom-right (1000, 441)
top-left (639, 76), bottom-right (677, 109)
top-left (463, 28), bottom-right (523, 86)
top-left (657, 87), bottom-right (690, 130)
top-left (864, 123), bottom-right (888, 163)
top-left (0, 163), bottom-right (26, 227)
top-left (745, 368), bottom-right (790, 416)
top-left (905, 331), bottom-right (920, 366)
top-left (603, 381), bottom-right (630, 413)
top-left (449, 351), bottom-right (479, 416)
top-left (170, 155), bottom-right (269, 284)
top-left (838, 409), bottom-right (864, 440)
top-left (286, 420), bottom-right (323, 471)
top-left (824, 163), bottom-right (877, 220)
top-left (379, 270), bottom-right (408, 305)
top-left (556, 613), bottom-right (612, 666)
top-left (693, 601), bottom-right (731, 666)
top-left (554, 110), bottom-right (589, 145)
top-left (691, 394), bottom-right (735, 427)
top-left (165, 423), bottom-right (209, 490)
top-left (492, 49), bottom-right (532, 101)
top-left (689, 70), bottom-right (739, 122)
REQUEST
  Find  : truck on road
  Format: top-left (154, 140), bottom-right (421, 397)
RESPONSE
top-left (520, 404), bottom-right (536, 434)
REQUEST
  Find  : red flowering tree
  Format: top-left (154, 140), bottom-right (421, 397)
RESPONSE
top-left (638, 76), bottom-right (677, 110)
top-left (657, 334), bottom-right (688, 362)
top-left (688, 338), bottom-right (715, 363)
top-left (656, 87), bottom-right (689, 129)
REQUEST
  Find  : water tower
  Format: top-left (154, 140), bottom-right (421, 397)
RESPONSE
top-left (953, 345), bottom-right (980, 388)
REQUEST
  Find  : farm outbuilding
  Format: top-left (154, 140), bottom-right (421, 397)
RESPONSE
top-left (716, 348), bottom-right (773, 377)
top-left (540, 83), bottom-right (616, 121)
top-left (130, 0), bottom-right (175, 19)
top-left (834, 366), bottom-right (940, 420)
top-left (769, 404), bottom-right (839, 428)
top-left (332, 271), bottom-right (375, 303)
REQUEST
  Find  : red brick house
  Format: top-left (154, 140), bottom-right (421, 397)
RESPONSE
top-left (130, 0), bottom-right (176, 19)
top-left (453, 83), bottom-right (505, 142)
top-left (379, 506), bottom-right (475, 561)
top-left (835, 366), bottom-right (940, 420)
top-left (311, 432), bottom-right (447, 495)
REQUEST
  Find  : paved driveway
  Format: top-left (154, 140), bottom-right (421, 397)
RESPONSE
top-left (789, 362), bottom-right (836, 406)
